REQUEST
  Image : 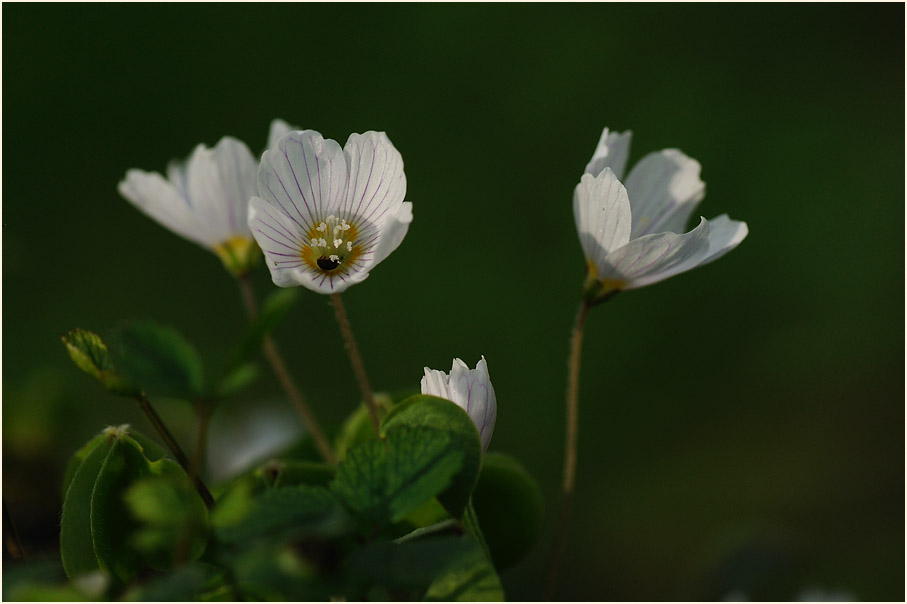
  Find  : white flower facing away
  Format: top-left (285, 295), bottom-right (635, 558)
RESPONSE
top-left (248, 129), bottom-right (413, 294)
top-left (117, 123), bottom-right (284, 275)
top-left (421, 357), bottom-right (497, 452)
top-left (574, 127), bottom-right (748, 300)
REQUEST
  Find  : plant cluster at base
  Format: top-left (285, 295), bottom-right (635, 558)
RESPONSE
top-left (10, 119), bottom-right (746, 601)
top-left (42, 396), bottom-right (540, 601)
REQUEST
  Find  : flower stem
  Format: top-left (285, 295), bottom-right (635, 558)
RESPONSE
top-left (545, 299), bottom-right (591, 599)
top-left (135, 393), bottom-right (215, 509)
top-left (330, 293), bottom-right (381, 435)
top-left (237, 276), bottom-right (337, 465)
top-left (190, 399), bottom-right (213, 488)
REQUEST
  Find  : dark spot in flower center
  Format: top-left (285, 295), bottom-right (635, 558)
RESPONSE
top-left (317, 256), bottom-right (341, 272)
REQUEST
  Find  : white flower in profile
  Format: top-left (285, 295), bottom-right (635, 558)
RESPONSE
top-left (574, 127), bottom-right (748, 301)
top-left (421, 357), bottom-right (497, 452)
top-left (248, 129), bottom-right (413, 294)
top-left (117, 122), bottom-right (289, 275)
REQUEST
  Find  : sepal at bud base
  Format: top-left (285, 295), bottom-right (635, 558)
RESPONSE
top-left (581, 260), bottom-right (621, 306)
top-left (213, 236), bottom-right (260, 277)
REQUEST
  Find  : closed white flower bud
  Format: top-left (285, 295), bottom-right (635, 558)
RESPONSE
top-left (421, 357), bottom-right (497, 452)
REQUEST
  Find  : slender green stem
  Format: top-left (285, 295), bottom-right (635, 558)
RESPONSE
top-left (545, 299), bottom-right (591, 599)
top-left (330, 293), bottom-right (381, 435)
top-left (135, 393), bottom-right (215, 509)
top-left (238, 276), bottom-right (337, 465)
top-left (190, 399), bottom-right (213, 487)
top-left (393, 519), bottom-right (459, 544)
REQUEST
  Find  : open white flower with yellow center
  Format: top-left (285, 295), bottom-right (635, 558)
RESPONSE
top-left (248, 130), bottom-right (412, 294)
top-left (421, 357), bottom-right (497, 452)
top-left (575, 127), bottom-right (748, 301)
top-left (118, 127), bottom-right (276, 275)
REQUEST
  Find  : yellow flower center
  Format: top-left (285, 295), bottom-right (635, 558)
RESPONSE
top-left (300, 215), bottom-right (363, 274)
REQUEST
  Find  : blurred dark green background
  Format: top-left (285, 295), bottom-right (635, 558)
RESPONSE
top-left (3, 4), bottom-right (903, 601)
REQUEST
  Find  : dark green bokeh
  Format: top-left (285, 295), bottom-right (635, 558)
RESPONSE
top-left (3, 4), bottom-right (903, 600)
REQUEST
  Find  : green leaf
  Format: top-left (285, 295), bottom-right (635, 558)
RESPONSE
top-left (60, 429), bottom-right (118, 578)
top-left (114, 321), bottom-right (205, 399)
top-left (124, 459), bottom-right (210, 569)
top-left (335, 394), bottom-right (393, 461)
top-left (471, 452), bottom-right (543, 569)
top-left (61, 429), bottom-right (165, 529)
top-left (330, 426), bottom-right (464, 528)
top-left (230, 288), bottom-right (300, 369)
top-left (61, 426), bottom-right (186, 583)
top-left (217, 485), bottom-right (351, 545)
top-left (381, 395), bottom-right (484, 518)
top-left (257, 459), bottom-right (336, 489)
top-left (401, 496), bottom-right (451, 530)
top-left (62, 433), bottom-right (107, 497)
top-left (61, 329), bottom-right (136, 396)
top-left (90, 434), bottom-right (155, 582)
top-left (127, 430), bottom-right (167, 462)
top-left (423, 541), bottom-right (505, 602)
top-left (347, 536), bottom-right (476, 594)
top-left (61, 329), bottom-right (113, 378)
top-left (122, 564), bottom-right (224, 602)
top-left (215, 362), bottom-right (260, 398)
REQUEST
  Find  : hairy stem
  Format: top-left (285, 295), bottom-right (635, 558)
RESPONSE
top-left (330, 293), bottom-right (381, 435)
top-left (135, 393), bottom-right (215, 509)
top-left (238, 276), bottom-right (337, 465)
top-left (545, 299), bottom-right (591, 599)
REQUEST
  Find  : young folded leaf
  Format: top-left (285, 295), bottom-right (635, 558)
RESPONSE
top-left (61, 329), bottom-right (137, 396)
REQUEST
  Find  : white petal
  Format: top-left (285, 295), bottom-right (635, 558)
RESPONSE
top-left (267, 119), bottom-right (296, 149)
top-left (698, 214), bottom-right (748, 266)
top-left (210, 137), bottom-right (257, 236)
top-left (573, 169), bottom-right (632, 270)
top-left (183, 138), bottom-right (256, 244)
top-left (601, 217), bottom-right (712, 289)
top-left (421, 368), bottom-right (452, 400)
top-left (371, 201), bottom-right (413, 266)
top-left (450, 358), bottom-right (470, 375)
top-left (301, 265), bottom-right (370, 294)
top-left (250, 195), bottom-right (370, 294)
top-left (446, 357), bottom-right (496, 452)
top-left (118, 169), bottom-right (211, 248)
top-left (584, 128), bottom-right (633, 180)
top-left (248, 195), bottom-right (305, 286)
top-left (166, 156), bottom-right (191, 200)
top-left (473, 356), bottom-right (497, 452)
top-left (342, 132), bottom-right (406, 229)
top-left (257, 130), bottom-right (348, 232)
top-left (625, 149), bottom-right (705, 238)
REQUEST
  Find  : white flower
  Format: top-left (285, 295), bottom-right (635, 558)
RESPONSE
top-left (248, 129), bottom-right (412, 294)
top-left (118, 123), bottom-right (284, 275)
top-left (421, 357), bottom-right (497, 452)
top-left (574, 127), bottom-right (748, 300)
